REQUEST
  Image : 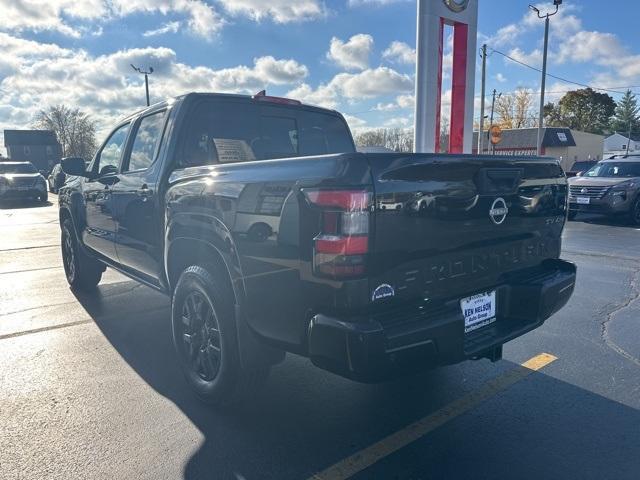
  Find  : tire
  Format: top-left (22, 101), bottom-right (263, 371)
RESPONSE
top-left (171, 264), bottom-right (270, 406)
top-left (247, 223), bottom-right (272, 242)
top-left (567, 211), bottom-right (578, 221)
top-left (629, 197), bottom-right (640, 226)
top-left (39, 192), bottom-right (48, 203)
top-left (61, 218), bottom-right (103, 290)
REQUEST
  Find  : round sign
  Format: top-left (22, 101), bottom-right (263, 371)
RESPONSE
top-left (489, 125), bottom-right (502, 145)
top-left (443, 0), bottom-right (470, 12)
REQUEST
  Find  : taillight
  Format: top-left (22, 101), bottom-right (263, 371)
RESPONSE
top-left (304, 189), bottom-right (371, 279)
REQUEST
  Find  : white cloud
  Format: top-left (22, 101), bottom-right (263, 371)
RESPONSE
top-left (495, 73), bottom-right (507, 83)
top-left (382, 41), bottom-right (415, 65)
top-left (286, 67), bottom-right (413, 112)
top-left (327, 34), bottom-right (373, 71)
top-left (331, 67), bottom-right (413, 99)
top-left (507, 47), bottom-right (543, 67)
top-left (0, 0), bottom-right (225, 40)
top-left (396, 94), bottom-right (415, 109)
top-left (373, 94), bottom-right (415, 112)
top-left (217, 0), bottom-right (325, 23)
top-left (348, 0), bottom-right (409, 6)
top-left (286, 83), bottom-right (339, 110)
top-left (343, 114), bottom-right (367, 131)
top-left (384, 116), bottom-right (410, 128)
top-left (143, 21), bottom-right (182, 37)
top-left (0, 33), bottom-right (310, 145)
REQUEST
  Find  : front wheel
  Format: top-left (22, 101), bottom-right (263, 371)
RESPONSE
top-left (61, 218), bottom-right (103, 290)
top-left (567, 211), bottom-right (578, 221)
top-left (39, 192), bottom-right (48, 203)
top-left (172, 264), bottom-right (270, 406)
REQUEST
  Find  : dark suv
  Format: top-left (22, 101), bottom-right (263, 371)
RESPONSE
top-left (0, 162), bottom-right (48, 203)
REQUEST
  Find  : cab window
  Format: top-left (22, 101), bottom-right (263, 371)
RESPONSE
top-left (95, 123), bottom-right (130, 176)
top-left (125, 111), bottom-right (166, 172)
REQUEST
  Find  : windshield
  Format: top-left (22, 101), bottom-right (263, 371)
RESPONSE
top-left (0, 163), bottom-right (38, 174)
top-left (179, 99), bottom-right (355, 167)
top-left (583, 162), bottom-right (640, 178)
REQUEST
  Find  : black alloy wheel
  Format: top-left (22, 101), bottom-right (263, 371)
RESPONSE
top-left (171, 264), bottom-right (272, 405)
top-left (61, 218), bottom-right (103, 290)
top-left (179, 290), bottom-right (222, 382)
top-left (62, 221), bottom-right (77, 283)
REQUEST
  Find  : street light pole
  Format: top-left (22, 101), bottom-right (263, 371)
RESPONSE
top-left (478, 44), bottom-right (487, 155)
top-left (130, 64), bottom-right (154, 107)
top-left (488, 89), bottom-right (501, 154)
top-left (530, 1), bottom-right (562, 156)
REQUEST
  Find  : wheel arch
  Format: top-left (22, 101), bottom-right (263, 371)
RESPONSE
top-left (165, 237), bottom-right (245, 306)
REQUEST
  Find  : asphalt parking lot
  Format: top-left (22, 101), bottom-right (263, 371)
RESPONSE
top-left (2, 196), bottom-right (640, 480)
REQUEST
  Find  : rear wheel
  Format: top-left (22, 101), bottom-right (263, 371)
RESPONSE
top-left (61, 218), bottom-right (103, 290)
top-left (629, 197), bottom-right (640, 226)
top-left (39, 192), bottom-right (48, 203)
top-left (567, 211), bottom-right (578, 221)
top-left (171, 264), bottom-right (270, 406)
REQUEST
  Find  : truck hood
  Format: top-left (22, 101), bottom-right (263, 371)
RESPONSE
top-left (568, 177), bottom-right (639, 187)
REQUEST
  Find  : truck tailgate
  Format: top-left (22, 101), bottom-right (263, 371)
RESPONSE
top-left (367, 154), bottom-right (568, 304)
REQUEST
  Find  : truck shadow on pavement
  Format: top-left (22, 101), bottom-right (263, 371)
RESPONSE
top-left (73, 280), bottom-right (640, 480)
top-left (0, 200), bottom-right (53, 210)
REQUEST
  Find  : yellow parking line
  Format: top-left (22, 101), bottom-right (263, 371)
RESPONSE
top-left (309, 353), bottom-right (557, 480)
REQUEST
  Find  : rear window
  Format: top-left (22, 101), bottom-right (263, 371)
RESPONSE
top-left (0, 163), bottom-right (37, 174)
top-left (571, 161), bottom-right (596, 171)
top-left (178, 99), bottom-right (355, 167)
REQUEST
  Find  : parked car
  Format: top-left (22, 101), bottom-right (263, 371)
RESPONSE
top-left (59, 92), bottom-right (576, 405)
top-left (48, 163), bottom-right (66, 193)
top-left (0, 161), bottom-right (48, 203)
top-left (568, 156), bottom-right (640, 224)
top-left (566, 160), bottom-right (598, 178)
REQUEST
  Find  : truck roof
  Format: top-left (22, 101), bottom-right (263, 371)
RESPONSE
top-left (120, 92), bottom-right (339, 124)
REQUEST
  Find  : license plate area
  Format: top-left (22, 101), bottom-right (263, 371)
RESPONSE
top-left (461, 291), bottom-right (496, 334)
top-left (576, 196), bottom-right (590, 205)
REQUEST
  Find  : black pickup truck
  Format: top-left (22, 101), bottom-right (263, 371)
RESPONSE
top-left (59, 92), bottom-right (576, 405)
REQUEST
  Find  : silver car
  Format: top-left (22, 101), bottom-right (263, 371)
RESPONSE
top-left (568, 156), bottom-right (640, 224)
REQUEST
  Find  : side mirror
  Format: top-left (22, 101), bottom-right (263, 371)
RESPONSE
top-left (61, 157), bottom-right (89, 177)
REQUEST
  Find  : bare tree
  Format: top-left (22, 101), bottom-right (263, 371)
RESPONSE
top-left (495, 88), bottom-right (535, 129)
top-left (354, 128), bottom-right (414, 153)
top-left (33, 105), bottom-right (98, 161)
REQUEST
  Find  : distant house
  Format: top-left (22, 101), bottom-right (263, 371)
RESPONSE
top-left (3, 130), bottom-right (62, 173)
top-left (471, 127), bottom-right (604, 172)
top-left (603, 132), bottom-right (640, 157)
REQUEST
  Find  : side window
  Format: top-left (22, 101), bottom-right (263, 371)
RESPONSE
top-left (96, 123), bottom-right (130, 176)
top-left (126, 111), bottom-right (166, 172)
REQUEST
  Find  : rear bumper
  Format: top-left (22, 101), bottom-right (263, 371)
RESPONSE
top-left (307, 259), bottom-right (576, 382)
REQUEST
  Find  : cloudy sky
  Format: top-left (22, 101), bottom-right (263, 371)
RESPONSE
top-left (1, 0), bottom-right (640, 153)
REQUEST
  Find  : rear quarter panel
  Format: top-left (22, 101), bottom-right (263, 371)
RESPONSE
top-left (165, 153), bottom-right (373, 351)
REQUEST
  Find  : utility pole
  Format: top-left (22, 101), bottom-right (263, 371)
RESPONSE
top-left (488, 89), bottom-right (501, 154)
top-left (530, 1), bottom-right (562, 156)
top-left (478, 44), bottom-right (487, 155)
top-left (130, 64), bottom-right (154, 106)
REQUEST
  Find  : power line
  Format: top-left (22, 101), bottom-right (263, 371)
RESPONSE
top-left (488, 47), bottom-right (639, 96)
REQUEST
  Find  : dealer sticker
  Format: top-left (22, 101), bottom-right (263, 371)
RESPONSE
top-left (460, 291), bottom-right (497, 333)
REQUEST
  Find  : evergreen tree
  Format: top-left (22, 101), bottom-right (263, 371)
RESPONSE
top-left (610, 90), bottom-right (640, 136)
